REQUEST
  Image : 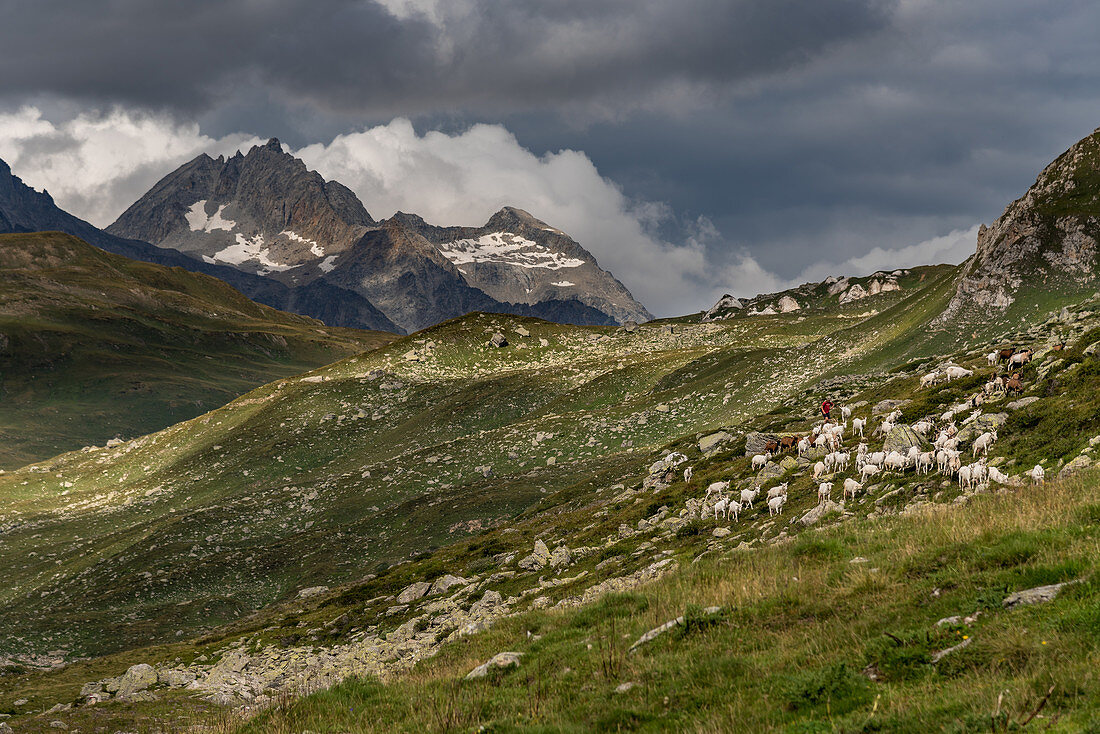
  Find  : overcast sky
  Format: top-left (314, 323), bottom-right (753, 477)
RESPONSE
top-left (2, 0), bottom-right (1099, 315)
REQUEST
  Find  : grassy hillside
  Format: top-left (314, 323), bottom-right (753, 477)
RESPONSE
top-left (0, 231), bottom-right (396, 468)
top-left (2, 264), bottom-right (1099, 732)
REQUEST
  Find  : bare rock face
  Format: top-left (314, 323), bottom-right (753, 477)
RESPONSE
top-left (935, 127), bottom-right (1100, 329)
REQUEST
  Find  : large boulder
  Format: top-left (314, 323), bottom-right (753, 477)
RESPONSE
top-left (1059, 454), bottom-right (1093, 479)
top-left (757, 462), bottom-right (785, 483)
top-left (1003, 581), bottom-right (1078, 609)
top-left (465, 652), bottom-right (522, 680)
top-left (397, 581), bottom-right (433, 604)
top-left (800, 500), bottom-right (842, 527)
top-left (743, 432), bottom-right (779, 456)
top-left (883, 425), bottom-right (926, 454)
top-left (549, 545), bottom-right (573, 570)
top-left (700, 431), bottom-right (734, 455)
top-left (518, 539), bottom-right (551, 570)
top-left (872, 399), bottom-right (910, 416)
top-left (428, 574), bottom-right (469, 596)
top-left (115, 663), bottom-right (157, 699)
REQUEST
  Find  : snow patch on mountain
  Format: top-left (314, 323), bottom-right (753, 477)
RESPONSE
top-left (551, 280), bottom-right (575, 287)
top-left (213, 233), bottom-right (291, 271)
top-left (438, 232), bottom-right (585, 270)
top-left (319, 255), bottom-right (338, 273)
top-left (185, 200), bottom-right (235, 233)
top-left (281, 229), bottom-right (325, 257)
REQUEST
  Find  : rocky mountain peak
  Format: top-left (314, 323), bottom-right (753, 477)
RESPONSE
top-left (934, 127), bottom-right (1100, 329)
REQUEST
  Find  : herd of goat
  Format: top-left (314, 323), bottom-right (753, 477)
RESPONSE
top-left (696, 347), bottom-right (1048, 524)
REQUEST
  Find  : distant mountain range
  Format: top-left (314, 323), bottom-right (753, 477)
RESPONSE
top-left (100, 139), bottom-right (651, 333)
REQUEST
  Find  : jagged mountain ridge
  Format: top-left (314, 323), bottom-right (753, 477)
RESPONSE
top-left (106, 140), bottom-right (651, 332)
top-left (0, 157), bottom-right (400, 332)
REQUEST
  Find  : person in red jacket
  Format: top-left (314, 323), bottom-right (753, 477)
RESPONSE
top-left (820, 399), bottom-right (833, 422)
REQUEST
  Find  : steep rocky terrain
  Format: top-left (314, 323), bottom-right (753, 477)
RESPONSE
top-left (0, 157), bottom-right (399, 332)
top-left (936, 127), bottom-right (1100, 331)
top-left (105, 141), bottom-right (650, 332)
top-left (0, 231), bottom-right (396, 468)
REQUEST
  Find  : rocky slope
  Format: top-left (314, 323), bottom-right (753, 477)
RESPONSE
top-left (935, 127), bottom-right (1100, 330)
top-left (106, 141), bottom-right (650, 332)
top-left (0, 231), bottom-right (396, 467)
top-left (0, 157), bottom-right (399, 332)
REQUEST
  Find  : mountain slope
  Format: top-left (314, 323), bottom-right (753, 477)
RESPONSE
top-left (0, 231), bottom-right (396, 468)
top-left (936, 127), bottom-right (1100, 333)
top-left (0, 157), bottom-right (400, 332)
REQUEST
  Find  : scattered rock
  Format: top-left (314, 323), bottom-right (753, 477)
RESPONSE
top-left (515, 326), bottom-right (530, 337)
top-left (872, 399), bottom-right (910, 416)
top-left (519, 540), bottom-right (551, 570)
top-left (615, 681), bottom-right (638, 693)
top-left (465, 652), bottom-right (522, 680)
top-left (628, 606), bottom-right (721, 653)
top-left (1006, 396), bottom-right (1040, 410)
top-left (699, 431), bottom-right (734, 455)
top-left (800, 500), bottom-right (841, 526)
top-left (712, 527), bottom-right (731, 538)
top-left (743, 432), bottom-right (779, 456)
top-left (931, 636), bottom-right (972, 663)
top-left (115, 663), bottom-right (157, 699)
top-left (397, 581), bottom-right (433, 604)
top-left (428, 574), bottom-right (469, 596)
top-left (1003, 581), bottom-right (1078, 609)
top-left (296, 586), bottom-right (329, 599)
top-left (489, 333), bottom-right (508, 348)
top-left (883, 425), bottom-right (926, 454)
top-left (549, 545), bottom-right (573, 569)
top-left (1058, 455), bottom-right (1092, 479)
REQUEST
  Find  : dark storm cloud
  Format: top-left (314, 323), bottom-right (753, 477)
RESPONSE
top-left (0, 0), bottom-right (891, 118)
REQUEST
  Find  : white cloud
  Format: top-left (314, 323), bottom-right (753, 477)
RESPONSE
top-left (294, 119), bottom-right (717, 315)
top-left (0, 106), bottom-right (262, 228)
top-left (790, 224), bottom-right (978, 284)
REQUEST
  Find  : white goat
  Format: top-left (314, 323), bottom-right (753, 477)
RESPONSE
top-left (958, 464), bottom-right (973, 490)
top-left (1028, 465), bottom-right (1045, 485)
top-left (843, 477), bottom-right (862, 500)
top-left (740, 486), bottom-right (760, 509)
top-left (987, 466), bottom-right (1011, 485)
top-left (813, 461), bottom-right (827, 480)
top-left (768, 494), bottom-right (786, 516)
top-left (986, 351), bottom-right (999, 366)
top-left (944, 365), bottom-right (974, 380)
top-left (972, 430), bottom-right (997, 457)
top-left (713, 496), bottom-right (730, 521)
top-left (818, 481), bottom-right (833, 504)
top-left (860, 464), bottom-right (881, 481)
top-left (751, 453), bottom-right (769, 471)
top-left (684, 466), bottom-right (694, 483)
top-left (920, 371), bottom-right (940, 388)
top-left (704, 481), bottom-right (729, 502)
top-left (852, 418), bottom-right (866, 438)
top-left (767, 482), bottom-right (789, 501)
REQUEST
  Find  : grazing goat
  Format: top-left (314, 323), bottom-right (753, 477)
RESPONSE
top-left (726, 499), bottom-right (742, 522)
top-left (841, 406), bottom-right (852, 423)
top-left (813, 461), bottom-right (827, 479)
top-left (684, 466), bottom-right (693, 483)
top-left (1009, 349), bottom-right (1033, 366)
top-left (1006, 376), bottom-right (1023, 395)
top-left (768, 494), bottom-right (786, 516)
top-left (917, 451), bottom-right (935, 475)
top-left (860, 464), bottom-right (881, 480)
top-left (958, 464), bottom-right (973, 490)
top-left (843, 478), bottom-right (862, 500)
top-left (920, 371), bottom-right (940, 388)
top-left (987, 466), bottom-right (1011, 485)
top-left (1028, 465), bottom-right (1045, 485)
top-left (972, 430), bottom-right (997, 457)
top-left (713, 496), bottom-right (729, 521)
top-left (797, 437), bottom-right (812, 456)
top-left (944, 365), bottom-right (974, 380)
top-left (751, 453), bottom-right (769, 471)
top-left (740, 487), bottom-right (760, 509)
top-left (986, 351), bottom-right (999, 366)
top-left (852, 418), bottom-right (866, 438)
top-left (913, 420), bottom-right (933, 436)
top-left (767, 483), bottom-right (789, 501)
top-left (704, 481), bottom-right (729, 502)
top-left (818, 482), bottom-right (833, 504)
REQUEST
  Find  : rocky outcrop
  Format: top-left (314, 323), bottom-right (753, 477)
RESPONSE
top-left (935, 127), bottom-right (1100, 330)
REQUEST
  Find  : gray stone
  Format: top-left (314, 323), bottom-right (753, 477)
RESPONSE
top-left (469, 590), bottom-right (504, 618)
top-left (615, 681), bottom-right (638, 693)
top-left (490, 333), bottom-right (508, 348)
top-left (712, 527), bottom-right (731, 538)
top-left (699, 431), bottom-right (734, 455)
top-left (976, 412), bottom-right (1008, 430)
top-left (115, 663), bottom-right (157, 699)
top-left (1058, 455), bottom-right (1092, 479)
top-left (800, 500), bottom-right (842, 527)
top-left (80, 681), bottom-right (104, 697)
top-left (518, 539), bottom-right (551, 570)
top-left (296, 585), bottom-right (329, 599)
top-left (397, 581), bottom-right (432, 604)
top-left (623, 321), bottom-right (639, 333)
top-left (49, 722), bottom-right (68, 730)
top-left (883, 425), bottom-right (926, 455)
top-left (743, 432), bottom-right (779, 456)
top-left (515, 326), bottom-right (530, 337)
top-left (549, 546), bottom-right (572, 569)
top-left (158, 668), bottom-right (196, 688)
top-left (428, 574), bottom-right (469, 596)
top-left (757, 462), bottom-right (785, 483)
top-left (465, 651), bottom-right (522, 679)
top-left (204, 651), bottom-right (250, 687)
top-left (1006, 396), bottom-right (1040, 410)
top-left (655, 404), bottom-right (670, 413)
top-left (1003, 581), bottom-right (1077, 609)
